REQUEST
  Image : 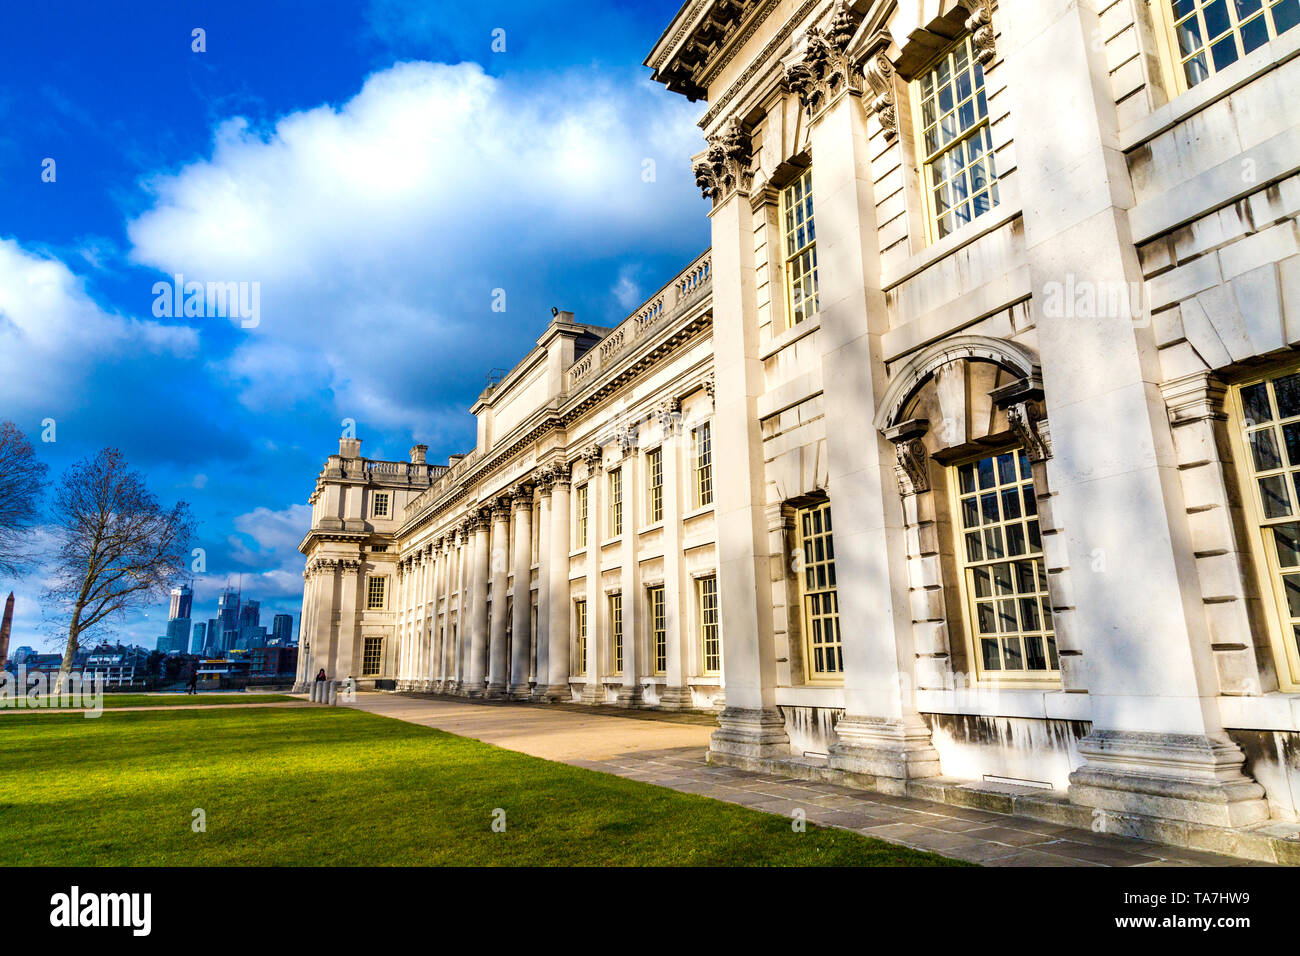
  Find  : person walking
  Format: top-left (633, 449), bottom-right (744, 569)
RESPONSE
top-left (186, 665), bottom-right (199, 695)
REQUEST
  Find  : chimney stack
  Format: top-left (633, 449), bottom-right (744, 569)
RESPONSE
top-left (339, 437), bottom-right (362, 459)
top-left (409, 444), bottom-right (428, 465)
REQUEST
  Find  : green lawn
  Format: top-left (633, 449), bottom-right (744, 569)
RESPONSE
top-left (0, 707), bottom-right (965, 866)
top-left (96, 693), bottom-right (296, 708)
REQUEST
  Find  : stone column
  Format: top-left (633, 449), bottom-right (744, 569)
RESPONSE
top-left (695, 120), bottom-right (790, 759)
top-left (449, 528), bottom-right (468, 693)
top-left (411, 551), bottom-right (425, 687)
top-left (533, 472), bottom-right (554, 699)
top-left (790, 57), bottom-right (940, 782)
top-left (543, 464), bottom-right (573, 699)
top-left (487, 497), bottom-right (512, 698)
top-left (434, 537), bottom-right (451, 689)
top-left (510, 484), bottom-right (535, 699)
top-left (466, 509), bottom-right (492, 696)
top-left (581, 445), bottom-right (606, 704)
top-left (336, 559), bottom-right (361, 681)
top-left (1004, 0), bottom-right (1266, 827)
top-left (616, 429), bottom-right (642, 707)
top-left (427, 538), bottom-right (443, 691)
top-left (657, 399), bottom-right (692, 709)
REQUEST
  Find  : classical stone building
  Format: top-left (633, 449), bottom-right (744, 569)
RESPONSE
top-left (297, 0), bottom-right (1300, 858)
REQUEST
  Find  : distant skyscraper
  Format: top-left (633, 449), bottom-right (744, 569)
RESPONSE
top-left (191, 622), bottom-right (207, 655)
top-left (168, 585), bottom-right (193, 621)
top-left (217, 588), bottom-right (240, 654)
top-left (271, 614), bottom-right (294, 644)
top-left (161, 618), bottom-right (190, 654)
top-left (206, 617), bottom-right (220, 655)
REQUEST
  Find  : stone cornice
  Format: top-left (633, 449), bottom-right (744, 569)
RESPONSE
top-left (699, 0), bottom-right (821, 132)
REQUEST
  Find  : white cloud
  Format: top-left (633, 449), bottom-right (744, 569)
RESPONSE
top-left (126, 59), bottom-right (705, 437)
top-left (0, 239), bottom-right (197, 410)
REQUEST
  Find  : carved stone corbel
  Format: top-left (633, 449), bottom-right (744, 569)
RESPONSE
top-left (884, 419), bottom-right (931, 497)
top-left (965, 0), bottom-right (996, 66)
top-left (784, 1), bottom-right (863, 117)
top-left (703, 374), bottom-right (716, 410)
top-left (991, 378), bottom-right (1051, 463)
top-left (860, 30), bottom-right (898, 142)
top-left (692, 117), bottom-right (754, 206)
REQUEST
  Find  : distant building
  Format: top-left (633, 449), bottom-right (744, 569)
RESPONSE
top-left (191, 622), bottom-right (207, 655)
top-left (249, 645), bottom-right (298, 676)
top-left (168, 585), bottom-right (193, 621)
top-left (85, 644), bottom-right (150, 686)
top-left (271, 614), bottom-right (294, 645)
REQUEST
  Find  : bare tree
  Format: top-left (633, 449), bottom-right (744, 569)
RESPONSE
top-left (0, 422), bottom-right (49, 577)
top-left (46, 449), bottom-right (195, 691)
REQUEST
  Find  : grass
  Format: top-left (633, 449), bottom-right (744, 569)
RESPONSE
top-left (0, 707), bottom-right (965, 866)
top-left (95, 693), bottom-right (296, 708)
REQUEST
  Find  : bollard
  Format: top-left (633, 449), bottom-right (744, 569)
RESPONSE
top-left (327, 680), bottom-right (339, 706)
top-left (310, 682), bottom-right (320, 703)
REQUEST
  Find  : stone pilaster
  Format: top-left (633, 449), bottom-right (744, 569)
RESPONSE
top-left (704, 125), bottom-right (789, 760)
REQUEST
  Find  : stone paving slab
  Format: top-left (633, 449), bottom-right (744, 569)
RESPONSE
top-left (343, 692), bottom-right (1261, 867)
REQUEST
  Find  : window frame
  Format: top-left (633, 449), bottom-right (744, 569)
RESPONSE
top-left (366, 575), bottom-right (387, 611)
top-left (361, 636), bottom-right (383, 677)
top-left (573, 599), bottom-right (588, 676)
top-left (609, 591), bottom-right (623, 676)
top-left (647, 446), bottom-right (664, 524)
top-left (794, 500), bottom-right (844, 684)
top-left (693, 421), bottom-right (714, 509)
top-left (1154, 0), bottom-right (1300, 94)
top-left (911, 32), bottom-right (999, 245)
top-left (698, 574), bottom-right (721, 675)
top-left (947, 445), bottom-right (1059, 686)
top-left (780, 166), bottom-right (820, 329)
top-left (609, 467), bottom-right (623, 537)
top-left (575, 483), bottom-right (589, 550)
top-left (1227, 364), bottom-right (1300, 692)
top-left (372, 491), bottom-right (391, 519)
top-left (648, 584), bottom-right (667, 675)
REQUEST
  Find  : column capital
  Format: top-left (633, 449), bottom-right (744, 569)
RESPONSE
top-left (580, 444), bottom-right (604, 474)
top-left (783, 1), bottom-right (862, 119)
top-left (692, 117), bottom-right (753, 207)
top-left (511, 482), bottom-right (535, 510)
top-left (656, 397), bottom-right (683, 434)
top-left (490, 495), bottom-right (512, 520)
top-left (614, 423), bottom-right (638, 460)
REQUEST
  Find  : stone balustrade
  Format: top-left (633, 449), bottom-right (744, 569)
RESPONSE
top-left (567, 249), bottom-right (711, 390)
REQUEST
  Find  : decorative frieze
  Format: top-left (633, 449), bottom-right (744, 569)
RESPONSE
top-left (693, 118), bottom-right (754, 206)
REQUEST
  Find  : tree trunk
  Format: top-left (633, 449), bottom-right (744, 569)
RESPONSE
top-left (54, 608), bottom-right (82, 696)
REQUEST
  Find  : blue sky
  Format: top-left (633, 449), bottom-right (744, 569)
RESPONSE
top-left (0, 0), bottom-right (708, 650)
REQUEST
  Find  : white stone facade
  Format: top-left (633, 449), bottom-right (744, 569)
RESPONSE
top-left (297, 0), bottom-right (1300, 858)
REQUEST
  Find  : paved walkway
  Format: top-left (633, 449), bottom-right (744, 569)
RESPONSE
top-left (343, 692), bottom-right (1258, 867)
